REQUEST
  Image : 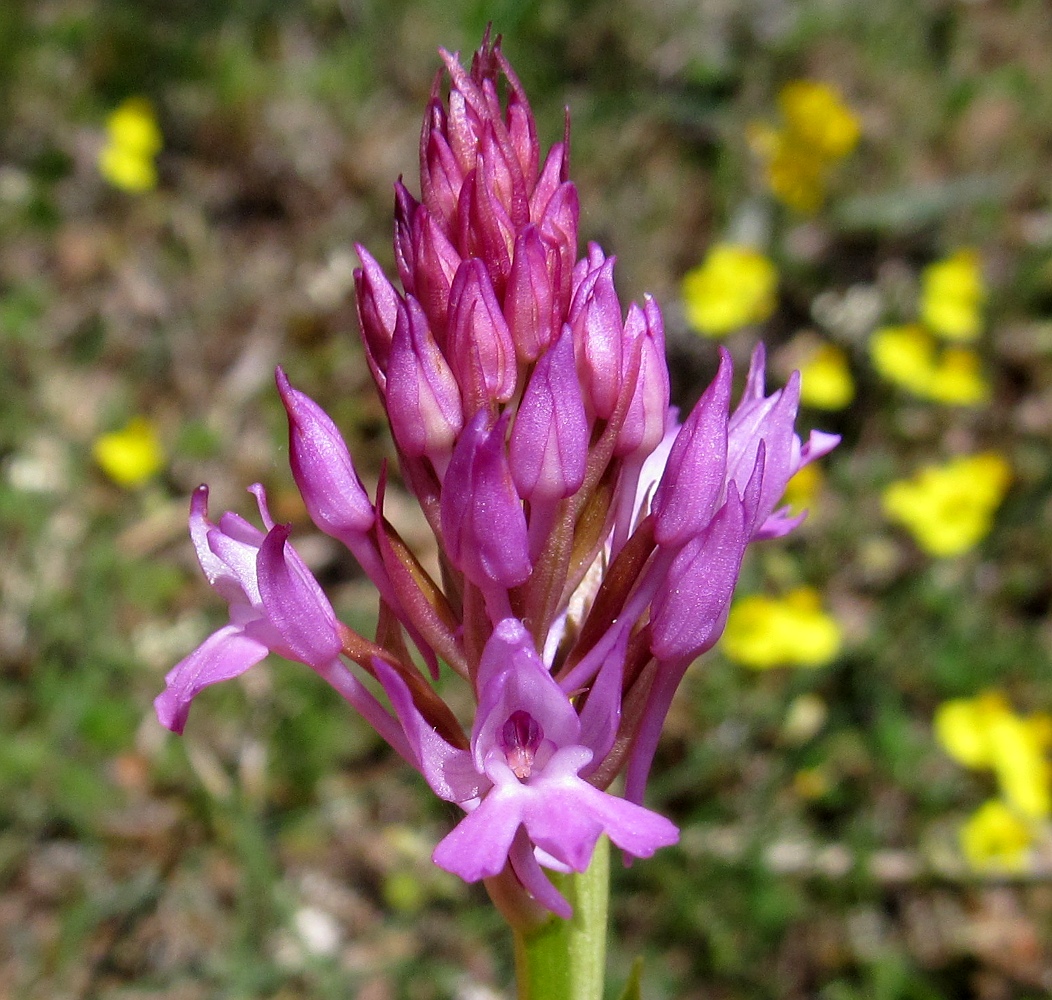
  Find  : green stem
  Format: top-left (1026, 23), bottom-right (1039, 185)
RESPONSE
top-left (512, 835), bottom-right (610, 1000)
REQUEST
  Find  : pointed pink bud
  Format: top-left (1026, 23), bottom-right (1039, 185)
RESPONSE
top-left (440, 411), bottom-right (531, 590)
top-left (499, 57), bottom-right (539, 193)
top-left (504, 225), bottom-right (557, 362)
top-left (421, 123), bottom-right (464, 230)
top-left (447, 258), bottom-right (517, 413)
top-left (570, 254), bottom-right (624, 419)
top-left (615, 296), bottom-right (670, 458)
top-left (393, 180), bottom-right (420, 295)
top-left (412, 207), bottom-right (462, 342)
top-left (536, 181), bottom-right (579, 316)
top-left (457, 165), bottom-right (515, 293)
top-left (276, 367), bottom-right (375, 541)
top-left (481, 120), bottom-right (530, 227)
top-left (529, 142), bottom-right (567, 222)
top-left (650, 350), bottom-right (732, 547)
top-left (726, 347), bottom-right (802, 535)
top-left (386, 297), bottom-right (463, 463)
top-left (354, 246), bottom-right (405, 390)
top-left (649, 487), bottom-right (749, 662)
top-left (509, 325), bottom-right (588, 502)
top-left (444, 74), bottom-right (484, 176)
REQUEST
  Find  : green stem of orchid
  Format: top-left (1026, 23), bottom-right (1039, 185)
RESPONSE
top-left (512, 836), bottom-right (610, 1000)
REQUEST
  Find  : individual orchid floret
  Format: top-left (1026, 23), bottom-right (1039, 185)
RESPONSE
top-left (155, 485), bottom-right (341, 734)
top-left (504, 225), bottom-right (557, 362)
top-left (385, 296), bottom-right (464, 470)
top-left (446, 258), bottom-right (518, 414)
top-left (509, 324), bottom-right (588, 505)
top-left (569, 248), bottom-right (625, 420)
top-left (378, 619), bottom-right (678, 917)
top-left (650, 350), bottom-right (731, 548)
top-left (353, 245), bottom-right (406, 390)
top-left (440, 411), bottom-right (531, 596)
top-left (276, 367), bottom-right (375, 543)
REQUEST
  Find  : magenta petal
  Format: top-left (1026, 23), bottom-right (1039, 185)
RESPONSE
top-left (187, 486), bottom-right (228, 586)
top-left (651, 350), bottom-right (732, 547)
top-left (509, 324), bottom-right (588, 502)
top-left (155, 625), bottom-right (269, 734)
top-left (385, 297), bottom-right (463, 462)
top-left (524, 756), bottom-right (678, 865)
top-left (432, 783), bottom-right (526, 881)
top-left (276, 368), bottom-right (375, 542)
top-left (256, 524), bottom-right (341, 667)
top-left (440, 413), bottom-right (531, 590)
top-left (650, 488), bottom-right (748, 662)
top-left (472, 619), bottom-right (580, 773)
top-left (373, 660), bottom-right (482, 802)
top-left (576, 626), bottom-right (628, 771)
top-left (508, 830), bottom-right (572, 918)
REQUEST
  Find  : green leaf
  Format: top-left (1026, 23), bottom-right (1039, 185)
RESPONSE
top-left (615, 957), bottom-right (645, 1000)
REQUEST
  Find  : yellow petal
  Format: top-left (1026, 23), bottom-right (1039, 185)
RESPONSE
top-left (92, 417), bottom-right (165, 487)
top-left (960, 799), bottom-right (1035, 872)
top-left (682, 244), bottom-right (778, 337)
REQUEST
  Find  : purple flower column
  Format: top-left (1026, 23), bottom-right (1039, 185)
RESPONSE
top-left (156, 31), bottom-right (837, 934)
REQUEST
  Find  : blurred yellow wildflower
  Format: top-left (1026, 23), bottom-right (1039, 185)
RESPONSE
top-left (98, 98), bottom-right (162, 193)
top-left (882, 453), bottom-right (1010, 557)
top-left (722, 587), bottom-right (842, 669)
top-left (748, 80), bottom-right (860, 214)
top-left (960, 800), bottom-right (1036, 872)
top-left (869, 323), bottom-right (932, 395)
top-left (778, 81), bottom-right (862, 161)
top-left (781, 462), bottom-right (823, 514)
top-left (869, 324), bottom-right (989, 405)
top-left (920, 250), bottom-right (985, 342)
top-left (93, 417), bottom-right (165, 487)
top-left (682, 244), bottom-right (778, 337)
top-left (925, 347), bottom-right (990, 406)
top-left (799, 342), bottom-right (854, 410)
top-left (935, 692), bottom-right (1051, 819)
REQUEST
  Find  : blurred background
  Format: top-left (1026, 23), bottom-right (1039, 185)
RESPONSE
top-left (2, 0), bottom-right (1051, 997)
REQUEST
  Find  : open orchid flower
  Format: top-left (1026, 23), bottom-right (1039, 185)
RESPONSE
top-left (376, 619), bottom-right (677, 917)
top-left (157, 33), bottom-right (837, 919)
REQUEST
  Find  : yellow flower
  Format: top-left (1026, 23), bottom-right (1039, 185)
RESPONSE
top-left (881, 453), bottom-right (1010, 557)
top-left (925, 347), bottom-right (990, 406)
top-left (92, 417), bottom-right (165, 487)
top-left (869, 323), bottom-right (934, 395)
top-left (960, 800), bottom-right (1035, 872)
top-left (781, 462), bottom-right (824, 514)
top-left (777, 81), bottom-right (862, 160)
top-left (748, 125), bottom-right (829, 215)
top-left (98, 98), bottom-right (162, 193)
top-left (869, 324), bottom-right (989, 406)
top-left (799, 343), bottom-right (855, 410)
top-left (934, 691), bottom-right (1051, 816)
top-left (920, 250), bottom-right (985, 342)
top-left (682, 244), bottom-right (778, 337)
top-left (748, 81), bottom-right (860, 214)
top-left (722, 587), bottom-right (841, 669)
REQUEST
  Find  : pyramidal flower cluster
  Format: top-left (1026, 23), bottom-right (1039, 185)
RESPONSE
top-left (155, 35), bottom-right (837, 918)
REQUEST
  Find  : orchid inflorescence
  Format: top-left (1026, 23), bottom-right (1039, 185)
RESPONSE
top-left (155, 33), bottom-right (837, 921)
